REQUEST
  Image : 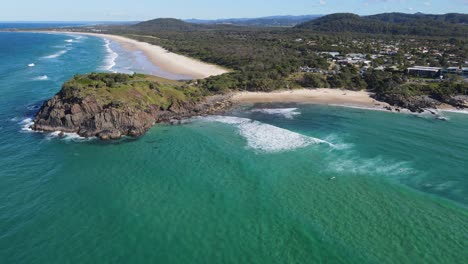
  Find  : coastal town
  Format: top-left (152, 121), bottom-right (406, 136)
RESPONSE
top-left (298, 37), bottom-right (468, 80)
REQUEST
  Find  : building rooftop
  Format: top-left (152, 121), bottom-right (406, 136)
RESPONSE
top-left (407, 66), bottom-right (442, 72)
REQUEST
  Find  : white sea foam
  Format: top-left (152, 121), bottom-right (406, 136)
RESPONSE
top-left (47, 131), bottom-right (91, 142)
top-left (19, 118), bottom-right (34, 132)
top-left (251, 108), bottom-right (301, 119)
top-left (43, 48), bottom-right (69, 59)
top-left (440, 109), bottom-right (468, 115)
top-left (102, 39), bottom-right (118, 72)
top-left (325, 153), bottom-right (416, 178)
top-left (200, 116), bottom-right (331, 153)
top-left (64, 39), bottom-right (74, 43)
top-left (33, 75), bottom-right (49, 81)
top-left (28, 63), bottom-right (35, 67)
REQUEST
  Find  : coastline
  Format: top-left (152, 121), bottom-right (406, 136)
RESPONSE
top-left (231, 88), bottom-right (404, 112)
top-left (12, 30), bottom-right (467, 116)
top-left (33, 31), bottom-right (230, 80)
top-left (231, 88), bottom-right (468, 114)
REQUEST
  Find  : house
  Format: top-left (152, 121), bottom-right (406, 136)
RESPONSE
top-left (320, 52), bottom-right (340, 57)
top-left (407, 66), bottom-right (442, 78)
top-left (462, 68), bottom-right (468, 76)
top-left (445, 67), bottom-right (461, 74)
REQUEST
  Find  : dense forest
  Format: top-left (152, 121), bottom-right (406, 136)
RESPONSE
top-left (296, 13), bottom-right (468, 37)
top-left (186, 15), bottom-right (323, 27)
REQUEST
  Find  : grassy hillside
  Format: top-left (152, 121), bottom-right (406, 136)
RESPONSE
top-left (61, 73), bottom-right (204, 110)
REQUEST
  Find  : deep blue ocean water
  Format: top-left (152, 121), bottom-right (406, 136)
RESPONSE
top-left (0, 29), bottom-right (467, 263)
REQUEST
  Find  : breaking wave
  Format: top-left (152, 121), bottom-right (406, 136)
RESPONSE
top-left (102, 39), bottom-right (118, 72)
top-left (28, 63), bottom-right (35, 67)
top-left (47, 131), bottom-right (92, 142)
top-left (251, 108), bottom-right (301, 119)
top-left (33, 75), bottom-right (48, 81)
top-left (199, 116), bottom-right (332, 153)
top-left (17, 118), bottom-right (92, 141)
top-left (19, 118), bottom-right (34, 132)
top-left (43, 48), bottom-right (69, 59)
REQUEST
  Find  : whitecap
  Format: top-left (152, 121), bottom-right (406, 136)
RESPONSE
top-left (43, 48), bottom-right (69, 59)
top-left (251, 108), bottom-right (300, 119)
top-left (102, 39), bottom-right (118, 72)
top-left (64, 39), bottom-right (74, 43)
top-left (325, 153), bottom-right (416, 178)
top-left (47, 131), bottom-right (93, 142)
top-left (200, 116), bottom-right (332, 153)
top-left (33, 75), bottom-right (49, 81)
top-left (33, 75), bottom-right (48, 81)
top-left (28, 63), bottom-right (35, 67)
top-left (19, 118), bottom-right (34, 132)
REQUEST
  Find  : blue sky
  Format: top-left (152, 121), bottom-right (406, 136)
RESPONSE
top-left (2, 0), bottom-right (467, 21)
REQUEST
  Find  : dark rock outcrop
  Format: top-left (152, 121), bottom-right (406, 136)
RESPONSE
top-left (375, 93), bottom-right (467, 113)
top-left (374, 93), bottom-right (441, 113)
top-left (32, 92), bottom-right (232, 140)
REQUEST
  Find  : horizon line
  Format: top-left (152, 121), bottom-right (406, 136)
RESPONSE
top-left (0, 11), bottom-right (465, 23)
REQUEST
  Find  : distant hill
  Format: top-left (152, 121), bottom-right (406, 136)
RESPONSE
top-left (367, 13), bottom-right (468, 24)
top-left (295, 13), bottom-right (468, 37)
top-left (131, 18), bottom-right (203, 31)
top-left (185, 15), bottom-right (322, 27)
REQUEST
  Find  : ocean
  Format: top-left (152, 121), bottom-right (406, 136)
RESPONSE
top-left (0, 28), bottom-right (467, 263)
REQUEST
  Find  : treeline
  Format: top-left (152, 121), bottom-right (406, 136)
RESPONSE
top-left (296, 13), bottom-right (468, 37)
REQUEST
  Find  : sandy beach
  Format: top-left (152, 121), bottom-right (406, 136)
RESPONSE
top-left (231, 88), bottom-right (400, 111)
top-left (54, 32), bottom-right (229, 79)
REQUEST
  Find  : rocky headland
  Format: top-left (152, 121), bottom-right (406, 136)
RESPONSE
top-left (32, 73), bottom-right (231, 140)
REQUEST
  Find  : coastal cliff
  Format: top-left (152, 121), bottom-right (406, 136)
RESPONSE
top-left (32, 73), bottom-right (230, 140)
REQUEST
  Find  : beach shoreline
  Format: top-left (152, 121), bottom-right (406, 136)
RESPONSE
top-left (231, 88), bottom-right (404, 112)
top-left (33, 31), bottom-right (230, 80)
top-left (231, 88), bottom-right (468, 114)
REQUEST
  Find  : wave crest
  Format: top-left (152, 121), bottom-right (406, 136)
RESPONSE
top-left (200, 116), bottom-right (331, 153)
top-left (251, 108), bottom-right (300, 119)
top-left (102, 39), bottom-right (118, 72)
top-left (43, 49), bottom-right (69, 59)
top-left (33, 75), bottom-right (48, 81)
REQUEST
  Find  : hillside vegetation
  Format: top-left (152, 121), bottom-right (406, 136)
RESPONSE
top-left (295, 13), bottom-right (468, 37)
top-left (61, 73), bottom-right (204, 110)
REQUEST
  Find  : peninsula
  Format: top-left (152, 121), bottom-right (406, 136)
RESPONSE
top-left (32, 73), bottom-right (230, 139)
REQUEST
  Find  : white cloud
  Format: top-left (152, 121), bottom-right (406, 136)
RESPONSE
top-left (319, 0), bottom-right (327, 5)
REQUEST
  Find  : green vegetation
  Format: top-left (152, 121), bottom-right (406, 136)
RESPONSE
top-left (76, 12), bottom-right (467, 109)
top-left (296, 13), bottom-right (468, 37)
top-left (61, 73), bottom-right (205, 110)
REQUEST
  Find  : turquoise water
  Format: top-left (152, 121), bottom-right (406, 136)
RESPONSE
top-left (0, 32), bottom-right (467, 263)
